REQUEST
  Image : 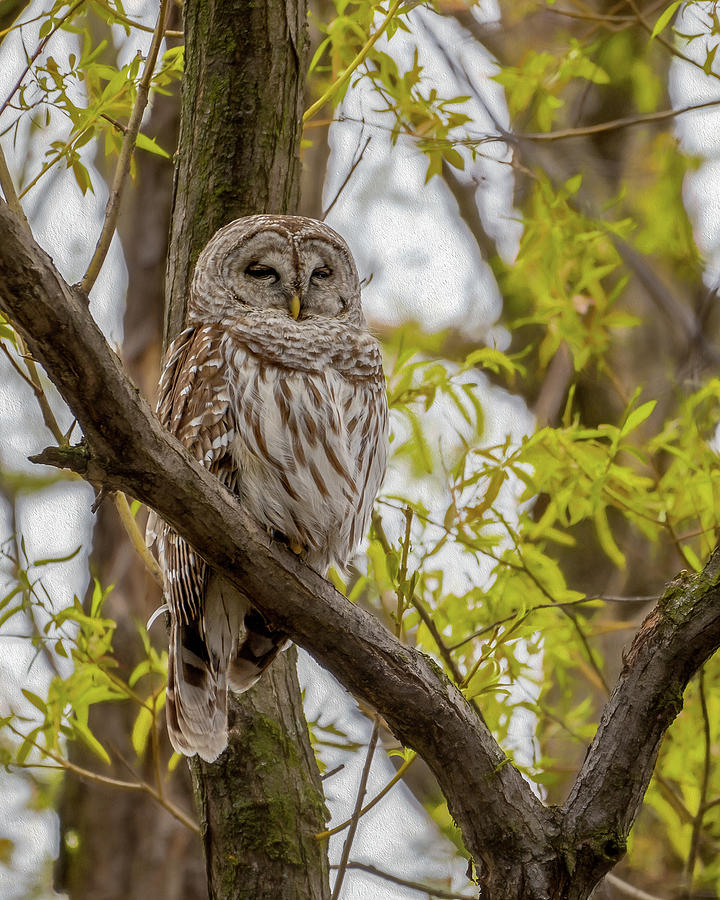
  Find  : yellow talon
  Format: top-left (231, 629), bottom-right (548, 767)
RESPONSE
top-left (289, 539), bottom-right (304, 555)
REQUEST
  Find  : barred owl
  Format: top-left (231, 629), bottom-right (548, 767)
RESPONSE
top-left (147, 215), bottom-right (388, 762)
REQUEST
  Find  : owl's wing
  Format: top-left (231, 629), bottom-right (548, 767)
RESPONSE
top-left (150, 324), bottom-right (241, 762)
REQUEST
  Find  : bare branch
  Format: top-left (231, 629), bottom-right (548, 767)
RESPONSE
top-left (333, 861), bottom-right (475, 899)
top-left (331, 719), bottom-right (380, 900)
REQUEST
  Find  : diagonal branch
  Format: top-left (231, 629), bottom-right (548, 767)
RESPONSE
top-left (561, 560), bottom-right (720, 890)
top-left (2, 200), bottom-right (720, 897)
top-left (0, 199), bottom-right (552, 893)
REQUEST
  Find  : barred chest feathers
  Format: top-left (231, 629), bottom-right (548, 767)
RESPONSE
top-left (220, 317), bottom-right (387, 573)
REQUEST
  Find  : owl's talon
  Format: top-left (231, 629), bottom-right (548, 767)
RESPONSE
top-left (289, 539), bottom-right (305, 556)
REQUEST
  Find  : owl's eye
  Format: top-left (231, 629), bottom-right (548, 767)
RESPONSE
top-left (245, 263), bottom-right (279, 281)
top-left (312, 266), bottom-right (332, 281)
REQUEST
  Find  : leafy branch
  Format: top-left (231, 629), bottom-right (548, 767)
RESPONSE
top-left (80, 0), bottom-right (170, 294)
top-left (304, 0), bottom-right (404, 124)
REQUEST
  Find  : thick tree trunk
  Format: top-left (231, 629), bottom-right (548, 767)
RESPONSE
top-left (165, 1), bottom-right (330, 897)
top-left (190, 647), bottom-right (330, 900)
top-left (165, 0), bottom-right (308, 342)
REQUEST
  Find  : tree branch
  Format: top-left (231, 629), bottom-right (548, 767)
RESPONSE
top-left (2, 200), bottom-right (720, 897)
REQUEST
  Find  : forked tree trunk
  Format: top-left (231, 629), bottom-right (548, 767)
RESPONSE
top-left (165, 1), bottom-right (330, 897)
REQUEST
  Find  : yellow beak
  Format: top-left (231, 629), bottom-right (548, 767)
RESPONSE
top-left (289, 295), bottom-right (301, 320)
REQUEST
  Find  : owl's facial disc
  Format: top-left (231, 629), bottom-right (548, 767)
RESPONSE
top-left (294, 238), bottom-right (359, 322)
top-left (218, 231), bottom-right (361, 324)
top-left (220, 233), bottom-right (297, 316)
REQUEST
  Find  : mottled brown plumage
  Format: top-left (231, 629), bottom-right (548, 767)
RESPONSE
top-left (147, 216), bottom-right (388, 761)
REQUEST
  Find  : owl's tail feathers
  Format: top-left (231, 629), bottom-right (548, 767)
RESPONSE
top-left (228, 608), bottom-right (290, 693)
top-left (166, 619), bottom-right (229, 763)
top-left (165, 593), bottom-right (289, 761)
top-left (165, 576), bottom-right (246, 763)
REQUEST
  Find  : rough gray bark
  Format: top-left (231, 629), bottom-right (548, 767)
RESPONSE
top-left (2, 200), bottom-right (720, 897)
top-left (165, 0), bottom-right (307, 344)
top-left (162, 1), bottom-right (330, 897)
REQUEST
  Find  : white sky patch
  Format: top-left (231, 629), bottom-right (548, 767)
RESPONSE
top-left (669, 4), bottom-right (720, 287)
top-left (324, 6), bottom-right (519, 337)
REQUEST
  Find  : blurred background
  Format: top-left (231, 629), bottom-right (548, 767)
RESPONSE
top-left (1, 0), bottom-right (719, 897)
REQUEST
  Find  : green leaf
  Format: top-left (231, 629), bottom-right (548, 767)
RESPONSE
top-left (621, 400), bottom-right (656, 437)
top-left (135, 132), bottom-right (170, 159)
top-left (16, 727), bottom-right (41, 765)
top-left (71, 718), bottom-right (111, 765)
top-left (681, 544), bottom-right (703, 572)
top-left (131, 704), bottom-right (154, 756)
top-left (651, 1), bottom-right (683, 38)
top-left (33, 545), bottom-right (82, 567)
top-left (594, 507), bottom-right (626, 568)
top-left (21, 689), bottom-right (47, 714)
top-left (443, 146), bottom-right (464, 170)
top-left (564, 173), bottom-right (582, 195)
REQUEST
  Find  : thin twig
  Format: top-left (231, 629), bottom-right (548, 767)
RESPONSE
top-left (0, 340), bottom-right (36, 388)
top-left (6, 720), bottom-right (198, 832)
top-left (409, 591), bottom-right (463, 683)
top-left (496, 511), bottom-right (610, 693)
top-left (447, 595), bottom-right (651, 652)
top-left (332, 861), bottom-right (475, 899)
top-left (395, 506), bottom-right (413, 638)
top-left (605, 873), bottom-right (666, 900)
top-left (303, 0), bottom-right (403, 123)
top-left (80, 0), bottom-right (170, 294)
top-left (372, 511), bottom-right (467, 688)
top-left (7, 334), bottom-right (67, 445)
top-left (538, 4), bottom-right (638, 24)
top-left (113, 492), bottom-right (163, 585)
top-left (516, 96), bottom-right (720, 143)
top-left (322, 134), bottom-right (371, 219)
top-left (0, 143), bottom-right (29, 232)
top-left (625, 0), bottom-right (720, 84)
top-left (91, 0), bottom-right (182, 37)
top-left (317, 750), bottom-right (416, 839)
top-left (332, 96), bottom-right (720, 150)
top-left (330, 718), bottom-right (380, 900)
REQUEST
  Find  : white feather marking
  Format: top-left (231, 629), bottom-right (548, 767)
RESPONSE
top-left (146, 604), bottom-right (169, 630)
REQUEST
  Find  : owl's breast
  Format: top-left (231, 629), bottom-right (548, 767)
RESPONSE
top-left (223, 340), bottom-right (387, 572)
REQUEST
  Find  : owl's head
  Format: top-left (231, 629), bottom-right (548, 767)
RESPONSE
top-left (189, 215), bottom-right (365, 328)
